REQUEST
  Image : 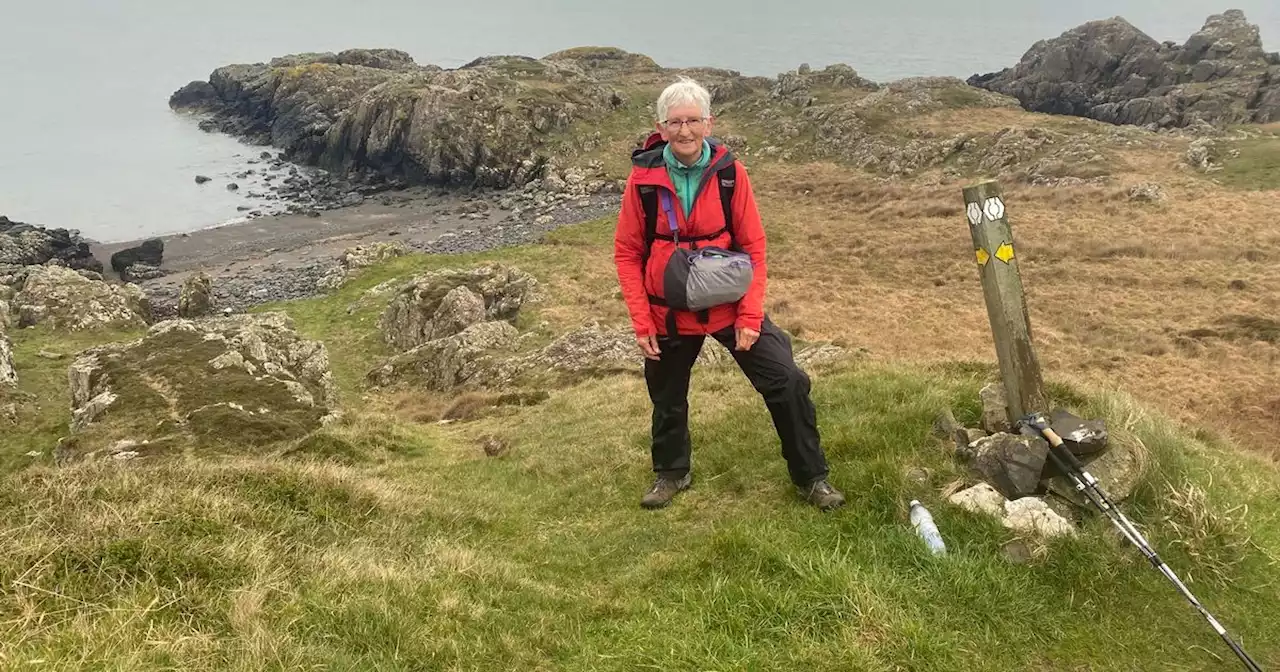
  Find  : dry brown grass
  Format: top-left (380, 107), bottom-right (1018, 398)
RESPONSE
top-left (739, 141), bottom-right (1280, 461)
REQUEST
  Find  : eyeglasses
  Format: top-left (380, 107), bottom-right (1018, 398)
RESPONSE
top-left (662, 117), bottom-right (707, 131)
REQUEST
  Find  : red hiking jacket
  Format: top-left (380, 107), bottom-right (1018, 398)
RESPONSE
top-left (614, 135), bottom-right (768, 337)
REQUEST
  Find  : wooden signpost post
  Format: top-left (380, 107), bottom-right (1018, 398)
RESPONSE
top-left (962, 179), bottom-right (1046, 425)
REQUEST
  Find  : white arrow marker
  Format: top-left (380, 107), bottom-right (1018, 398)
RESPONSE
top-left (983, 196), bottom-right (1005, 221)
top-left (966, 202), bottom-right (983, 226)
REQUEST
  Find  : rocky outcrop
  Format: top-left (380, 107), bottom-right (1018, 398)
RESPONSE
top-left (110, 239), bottom-right (164, 281)
top-left (0, 333), bottom-right (16, 387)
top-left (178, 272), bottom-right (214, 318)
top-left (169, 47), bottom-right (630, 188)
top-left (316, 241), bottom-right (408, 290)
top-left (366, 320), bottom-right (518, 390)
top-left (0, 216), bottom-right (103, 274)
top-left (379, 264), bottom-right (537, 352)
top-left (7, 265), bottom-right (151, 331)
top-left (65, 312), bottom-right (338, 456)
top-left (969, 10), bottom-right (1280, 128)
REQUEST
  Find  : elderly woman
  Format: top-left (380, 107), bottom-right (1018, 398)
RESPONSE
top-left (613, 76), bottom-right (845, 511)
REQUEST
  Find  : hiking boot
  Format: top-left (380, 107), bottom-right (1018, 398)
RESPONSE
top-left (641, 473), bottom-right (692, 509)
top-left (799, 478), bottom-right (846, 511)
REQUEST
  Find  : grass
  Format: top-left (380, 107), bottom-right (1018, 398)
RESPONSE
top-left (1216, 134), bottom-right (1280, 190)
top-left (1, 355), bottom-right (1278, 669)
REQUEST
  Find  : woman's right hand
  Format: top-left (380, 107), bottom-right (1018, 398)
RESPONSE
top-left (637, 334), bottom-right (662, 361)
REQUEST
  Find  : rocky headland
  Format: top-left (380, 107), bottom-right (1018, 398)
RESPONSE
top-left (968, 9), bottom-right (1280, 129)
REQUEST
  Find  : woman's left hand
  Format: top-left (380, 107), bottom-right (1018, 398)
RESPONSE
top-left (735, 326), bottom-right (759, 351)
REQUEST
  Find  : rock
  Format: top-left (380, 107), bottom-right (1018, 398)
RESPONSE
top-left (379, 264), bottom-right (536, 352)
top-left (178, 272), bottom-right (214, 318)
top-left (12, 265), bottom-right (151, 331)
top-left (65, 312), bottom-right (338, 456)
top-left (980, 383), bottom-right (1010, 434)
top-left (170, 80), bottom-right (219, 109)
top-left (122, 263), bottom-right (165, 282)
top-left (969, 11), bottom-right (1280, 128)
top-left (1127, 182), bottom-right (1165, 202)
top-left (0, 299), bottom-right (9, 331)
top-left (479, 434), bottom-right (509, 457)
top-left (428, 286), bottom-right (487, 341)
top-left (1045, 431), bottom-right (1143, 505)
top-left (169, 48), bottom-right (622, 189)
top-left (1002, 497), bottom-right (1075, 538)
top-left (227, 183), bottom-right (240, 191)
top-left (109, 239), bottom-right (164, 280)
top-left (949, 482), bottom-right (1007, 518)
top-left (195, 175), bottom-right (212, 184)
top-left (950, 484), bottom-right (1075, 539)
top-left (366, 320), bottom-right (518, 390)
top-left (0, 333), bottom-right (15, 387)
top-left (37, 350), bottom-right (64, 360)
top-left (1185, 138), bottom-right (1221, 171)
top-left (965, 432), bottom-right (1050, 499)
top-left (513, 322), bottom-right (638, 377)
top-left (793, 342), bottom-right (850, 369)
top-left (932, 408), bottom-right (975, 454)
top-left (316, 241), bottom-right (408, 290)
top-left (0, 216), bottom-right (103, 273)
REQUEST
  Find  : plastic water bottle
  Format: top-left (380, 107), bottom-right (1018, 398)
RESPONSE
top-left (909, 500), bottom-right (947, 556)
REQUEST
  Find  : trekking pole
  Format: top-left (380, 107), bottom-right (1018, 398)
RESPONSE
top-left (1021, 413), bottom-right (1264, 672)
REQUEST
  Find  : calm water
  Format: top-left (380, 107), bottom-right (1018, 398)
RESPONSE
top-left (1, 0), bottom-right (1276, 243)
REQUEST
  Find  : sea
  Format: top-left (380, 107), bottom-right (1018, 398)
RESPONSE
top-left (1, 0), bottom-right (1276, 243)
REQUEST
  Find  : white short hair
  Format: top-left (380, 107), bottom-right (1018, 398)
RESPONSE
top-left (656, 76), bottom-right (711, 122)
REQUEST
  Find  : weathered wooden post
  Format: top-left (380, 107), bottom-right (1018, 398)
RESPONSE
top-left (962, 179), bottom-right (1046, 424)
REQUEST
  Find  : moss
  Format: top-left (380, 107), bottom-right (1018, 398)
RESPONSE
top-left (75, 329), bottom-right (325, 453)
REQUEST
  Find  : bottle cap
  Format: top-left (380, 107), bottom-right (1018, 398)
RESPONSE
top-left (909, 499), bottom-right (920, 507)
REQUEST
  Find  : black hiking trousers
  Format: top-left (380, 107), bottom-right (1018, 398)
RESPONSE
top-left (644, 316), bottom-right (830, 487)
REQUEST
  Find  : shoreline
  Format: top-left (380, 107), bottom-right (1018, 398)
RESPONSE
top-left (88, 184), bottom-right (621, 317)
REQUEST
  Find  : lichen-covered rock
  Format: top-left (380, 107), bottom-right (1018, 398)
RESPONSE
top-left (1128, 182), bottom-right (1166, 202)
top-left (379, 264), bottom-right (536, 351)
top-left (0, 333), bottom-right (16, 387)
top-left (317, 241), bottom-right (408, 290)
top-left (178, 272), bottom-right (214, 318)
top-left (64, 312), bottom-right (338, 457)
top-left (0, 216), bottom-right (103, 273)
top-left (366, 320), bottom-right (517, 390)
top-left (12, 265), bottom-right (151, 331)
top-left (1002, 497), bottom-right (1076, 538)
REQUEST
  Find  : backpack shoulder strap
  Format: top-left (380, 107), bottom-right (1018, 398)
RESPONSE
top-left (638, 185), bottom-right (658, 267)
top-left (717, 162), bottom-right (738, 250)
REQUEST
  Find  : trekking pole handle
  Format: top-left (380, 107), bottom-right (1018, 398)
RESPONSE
top-left (1039, 426), bottom-right (1065, 448)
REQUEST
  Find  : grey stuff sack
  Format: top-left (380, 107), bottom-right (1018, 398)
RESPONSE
top-left (663, 246), bottom-right (754, 312)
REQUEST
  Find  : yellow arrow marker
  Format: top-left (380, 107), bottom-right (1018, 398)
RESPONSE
top-left (975, 248), bottom-right (990, 266)
top-left (995, 242), bottom-right (1015, 264)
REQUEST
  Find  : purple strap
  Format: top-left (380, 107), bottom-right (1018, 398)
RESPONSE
top-left (658, 189), bottom-right (679, 237)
